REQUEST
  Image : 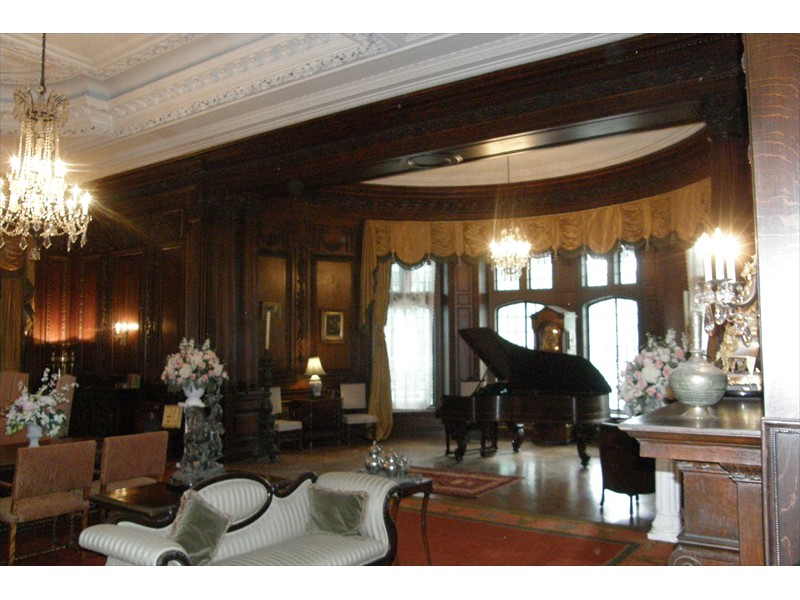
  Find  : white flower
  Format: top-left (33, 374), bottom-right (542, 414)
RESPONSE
top-left (3, 369), bottom-right (76, 437)
top-left (641, 365), bottom-right (661, 384)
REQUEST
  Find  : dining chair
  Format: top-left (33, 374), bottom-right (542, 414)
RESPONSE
top-left (96, 430), bottom-right (170, 494)
top-left (269, 386), bottom-right (303, 450)
top-left (0, 439), bottom-right (97, 564)
top-left (339, 383), bottom-right (377, 445)
top-left (0, 371), bottom-right (29, 446)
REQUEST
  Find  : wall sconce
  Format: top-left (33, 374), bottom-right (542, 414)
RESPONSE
top-left (304, 356), bottom-right (326, 397)
top-left (113, 321), bottom-right (139, 341)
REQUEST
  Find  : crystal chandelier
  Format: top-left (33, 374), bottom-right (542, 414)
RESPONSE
top-left (490, 226), bottom-right (532, 279)
top-left (489, 156), bottom-right (531, 279)
top-left (0, 34), bottom-right (91, 260)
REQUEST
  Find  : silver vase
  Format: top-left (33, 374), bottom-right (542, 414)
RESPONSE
top-left (669, 310), bottom-right (727, 407)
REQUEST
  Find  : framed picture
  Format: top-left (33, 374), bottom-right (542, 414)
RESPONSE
top-left (161, 404), bottom-right (184, 429)
top-left (321, 310), bottom-right (344, 342)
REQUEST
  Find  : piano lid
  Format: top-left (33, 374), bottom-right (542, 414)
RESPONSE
top-left (459, 327), bottom-right (611, 395)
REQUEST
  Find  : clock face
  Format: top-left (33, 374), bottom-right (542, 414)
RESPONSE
top-left (541, 324), bottom-right (562, 352)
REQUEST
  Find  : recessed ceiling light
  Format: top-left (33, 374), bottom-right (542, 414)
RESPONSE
top-left (403, 153), bottom-right (463, 169)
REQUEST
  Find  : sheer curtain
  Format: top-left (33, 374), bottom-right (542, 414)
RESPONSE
top-left (385, 262), bottom-right (435, 410)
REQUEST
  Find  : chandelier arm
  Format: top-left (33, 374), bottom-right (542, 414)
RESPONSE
top-left (40, 33), bottom-right (47, 91)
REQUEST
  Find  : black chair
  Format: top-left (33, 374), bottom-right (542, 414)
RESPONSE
top-left (598, 420), bottom-right (656, 515)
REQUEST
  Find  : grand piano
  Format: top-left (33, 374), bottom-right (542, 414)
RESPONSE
top-left (436, 327), bottom-right (611, 465)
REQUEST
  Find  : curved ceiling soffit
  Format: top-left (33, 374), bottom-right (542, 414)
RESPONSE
top-left (311, 125), bottom-right (711, 220)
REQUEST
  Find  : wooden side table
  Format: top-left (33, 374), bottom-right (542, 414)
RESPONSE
top-left (387, 475), bottom-right (433, 565)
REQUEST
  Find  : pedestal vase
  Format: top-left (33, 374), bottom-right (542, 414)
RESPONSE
top-left (26, 423), bottom-right (42, 447)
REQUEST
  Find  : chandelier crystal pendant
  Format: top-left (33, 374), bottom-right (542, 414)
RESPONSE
top-left (0, 34), bottom-right (92, 260)
top-left (490, 226), bottom-right (532, 280)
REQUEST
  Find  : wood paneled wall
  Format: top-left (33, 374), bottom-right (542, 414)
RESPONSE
top-left (21, 34), bottom-right (754, 462)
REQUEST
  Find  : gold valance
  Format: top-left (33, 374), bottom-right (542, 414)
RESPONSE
top-left (360, 178), bottom-right (711, 325)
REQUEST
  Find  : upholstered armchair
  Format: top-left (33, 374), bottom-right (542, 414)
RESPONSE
top-left (0, 439), bottom-right (97, 564)
top-left (598, 421), bottom-right (655, 515)
top-left (0, 371), bottom-right (29, 446)
top-left (96, 430), bottom-right (170, 494)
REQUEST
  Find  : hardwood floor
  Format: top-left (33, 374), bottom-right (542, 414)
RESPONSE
top-left (235, 422), bottom-right (656, 532)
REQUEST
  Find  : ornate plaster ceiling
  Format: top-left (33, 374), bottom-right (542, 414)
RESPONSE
top-left (1, 32), bottom-right (672, 186)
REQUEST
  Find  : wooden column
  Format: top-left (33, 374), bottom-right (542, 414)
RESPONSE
top-left (744, 33), bottom-right (800, 566)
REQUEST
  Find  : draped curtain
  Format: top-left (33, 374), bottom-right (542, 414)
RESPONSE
top-left (0, 242), bottom-right (31, 371)
top-left (360, 179), bottom-right (711, 435)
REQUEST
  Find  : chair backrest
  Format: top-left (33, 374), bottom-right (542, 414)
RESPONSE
top-left (13, 439), bottom-right (97, 501)
top-left (340, 383), bottom-right (367, 411)
top-left (0, 371), bottom-right (29, 445)
top-left (269, 386), bottom-right (283, 416)
top-left (54, 374), bottom-right (77, 437)
top-left (99, 431), bottom-right (169, 489)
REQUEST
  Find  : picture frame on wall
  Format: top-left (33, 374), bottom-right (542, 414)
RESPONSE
top-left (322, 310), bottom-right (344, 342)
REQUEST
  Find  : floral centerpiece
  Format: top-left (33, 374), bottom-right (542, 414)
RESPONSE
top-left (161, 338), bottom-right (228, 401)
top-left (4, 368), bottom-right (76, 439)
top-left (618, 329), bottom-right (687, 416)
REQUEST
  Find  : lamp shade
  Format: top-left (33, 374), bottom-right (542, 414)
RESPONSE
top-left (304, 357), bottom-right (326, 377)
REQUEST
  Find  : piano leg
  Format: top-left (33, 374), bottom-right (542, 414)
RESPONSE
top-left (479, 423), bottom-right (498, 457)
top-left (506, 422), bottom-right (525, 452)
top-left (448, 422), bottom-right (469, 462)
top-left (574, 424), bottom-right (594, 467)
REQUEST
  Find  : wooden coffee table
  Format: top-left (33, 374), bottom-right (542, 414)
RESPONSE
top-left (90, 482), bottom-right (182, 525)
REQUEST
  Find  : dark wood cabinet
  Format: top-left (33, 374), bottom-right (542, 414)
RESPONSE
top-left (289, 395), bottom-right (341, 448)
top-left (620, 397), bottom-right (764, 565)
top-left (70, 386), bottom-right (183, 458)
top-left (70, 387), bottom-right (141, 438)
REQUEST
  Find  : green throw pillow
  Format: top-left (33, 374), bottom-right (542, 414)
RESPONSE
top-left (305, 484), bottom-right (368, 537)
top-left (168, 489), bottom-right (232, 565)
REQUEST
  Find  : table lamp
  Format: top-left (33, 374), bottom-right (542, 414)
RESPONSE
top-left (305, 356), bottom-right (326, 397)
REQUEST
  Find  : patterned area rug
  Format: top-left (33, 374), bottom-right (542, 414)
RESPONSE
top-left (407, 467), bottom-right (521, 498)
top-left (396, 497), bottom-right (674, 566)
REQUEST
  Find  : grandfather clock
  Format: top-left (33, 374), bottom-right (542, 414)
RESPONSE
top-left (530, 306), bottom-right (577, 444)
top-left (530, 306), bottom-right (576, 355)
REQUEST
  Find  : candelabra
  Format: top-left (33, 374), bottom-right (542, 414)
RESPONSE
top-left (669, 234), bottom-right (758, 410)
top-left (694, 255), bottom-right (757, 345)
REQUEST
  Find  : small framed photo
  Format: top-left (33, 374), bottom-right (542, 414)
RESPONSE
top-left (161, 404), bottom-right (184, 429)
top-left (321, 310), bottom-right (344, 342)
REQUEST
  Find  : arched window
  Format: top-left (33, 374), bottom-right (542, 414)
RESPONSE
top-left (586, 297), bottom-right (639, 412)
top-left (496, 302), bottom-right (545, 349)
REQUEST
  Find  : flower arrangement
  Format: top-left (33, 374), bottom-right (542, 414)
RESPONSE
top-left (161, 338), bottom-right (228, 394)
top-left (618, 329), bottom-right (687, 416)
top-left (4, 369), bottom-right (76, 437)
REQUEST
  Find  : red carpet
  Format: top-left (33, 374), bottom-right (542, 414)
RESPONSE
top-left (407, 467), bottom-right (521, 498)
top-left (395, 498), bottom-right (673, 566)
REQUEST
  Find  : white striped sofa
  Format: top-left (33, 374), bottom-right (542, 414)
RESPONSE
top-left (79, 471), bottom-right (399, 566)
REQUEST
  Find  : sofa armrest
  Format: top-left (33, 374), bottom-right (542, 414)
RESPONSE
top-left (79, 523), bottom-right (190, 565)
top-left (315, 472), bottom-right (399, 564)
